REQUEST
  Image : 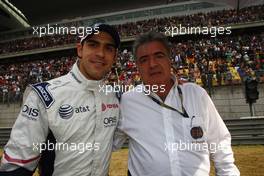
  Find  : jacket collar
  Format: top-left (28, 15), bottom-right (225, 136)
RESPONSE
top-left (70, 61), bottom-right (104, 91)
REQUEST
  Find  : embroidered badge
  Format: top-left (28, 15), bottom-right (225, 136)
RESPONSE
top-left (190, 126), bottom-right (203, 139)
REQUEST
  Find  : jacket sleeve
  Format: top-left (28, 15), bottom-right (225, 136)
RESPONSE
top-left (112, 106), bottom-right (128, 151)
top-left (0, 88), bottom-right (49, 174)
top-left (203, 91), bottom-right (240, 176)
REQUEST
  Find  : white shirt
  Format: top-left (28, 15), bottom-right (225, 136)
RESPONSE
top-left (114, 81), bottom-right (240, 176)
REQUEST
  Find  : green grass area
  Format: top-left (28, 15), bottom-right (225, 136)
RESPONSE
top-left (109, 145), bottom-right (264, 176)
top-left (0, 149), bottom-right (2, 159)
top-left (1, 145), bottom-right (264, 176)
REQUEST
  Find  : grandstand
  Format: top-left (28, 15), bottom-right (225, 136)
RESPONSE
top-left (0, 0), bottom-right (263, 157)
top-left (0, 0), bottom-right (263, 119)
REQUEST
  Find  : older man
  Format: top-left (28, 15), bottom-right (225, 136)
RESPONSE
top-left (114, 31), bottom-right (240, 176)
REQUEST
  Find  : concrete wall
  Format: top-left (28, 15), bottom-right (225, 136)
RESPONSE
top-left (0, 103), bottom-right (21, 127)
top-left (0, 84), bottom-right (263, 127)
top-left (210, 83), bottom-right (264, 119)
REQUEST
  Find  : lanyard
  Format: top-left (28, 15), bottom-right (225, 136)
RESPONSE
top-left (145, 86), bottom-right (189, 118)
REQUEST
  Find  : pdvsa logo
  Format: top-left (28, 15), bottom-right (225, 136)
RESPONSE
top-left (103, 116), bottom-right (117, 127)
top-left (102, 103), bottom-right (118, 111)
top-left (21, 105), bottom-right (39, 121)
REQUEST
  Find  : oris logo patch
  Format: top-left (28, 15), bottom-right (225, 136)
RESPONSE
top-left (21, 105), bottom-right (39, 121)
top-left (102, 103), bottom-right (118, 111)
top-left (103, 116), bottom-right (117, 127)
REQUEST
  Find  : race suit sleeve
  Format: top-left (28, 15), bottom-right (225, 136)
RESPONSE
top-left (0, 88), bottom-right (49, 174)
top-left (112, 108), bottom-right (128, 151)
top-left (202, 90), bottom-right (240, 176)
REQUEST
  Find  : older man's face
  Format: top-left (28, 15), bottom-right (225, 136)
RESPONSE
top-left (136, 41), bottom-right (172, 86)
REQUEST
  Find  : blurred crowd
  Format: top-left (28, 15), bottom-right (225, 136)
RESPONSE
top-left (117, 5), bottom-right (264, 37)
top-left (0, 4), bottom-right (264, 105)
top-left (171, 32), bottom-right (264, 87)
top-left (0, 30), bottom-right (263, 105)
top-left (0, 4), bottom-right (264, 54)
top-left (0, 57), bottom-right (75, 105)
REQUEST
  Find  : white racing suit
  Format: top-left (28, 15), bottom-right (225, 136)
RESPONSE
top-left (0, 62), bottom-right (119, 176)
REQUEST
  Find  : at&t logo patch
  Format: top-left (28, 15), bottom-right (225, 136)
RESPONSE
top-left (59, 104), bottom-right (74, 119)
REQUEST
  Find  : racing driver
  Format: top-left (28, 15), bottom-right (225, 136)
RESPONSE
top-left (0, 23), bottom-right (120, 176)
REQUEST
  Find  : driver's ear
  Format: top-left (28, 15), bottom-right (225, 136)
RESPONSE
top-left (77, 43), bottom-right (83, 59)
